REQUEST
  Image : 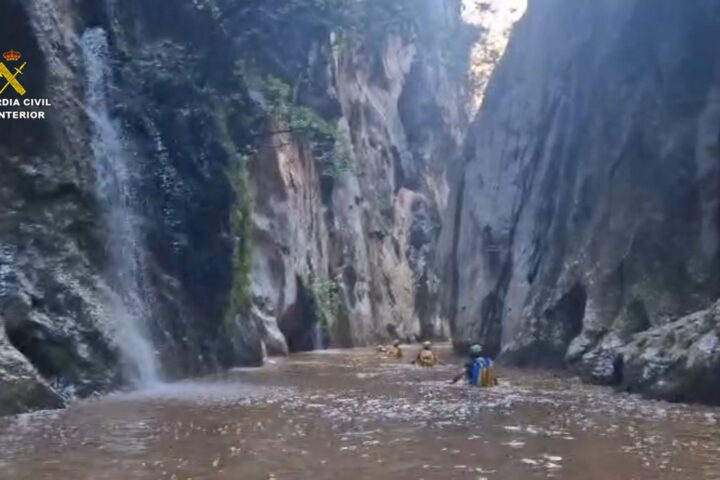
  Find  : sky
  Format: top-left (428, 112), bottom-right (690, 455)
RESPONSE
top-left (462, 0), bottom-right (528, 111)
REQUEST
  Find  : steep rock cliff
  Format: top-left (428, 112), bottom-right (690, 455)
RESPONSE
top-left (445, 0), bottom-right (720, 403)
top-left (0, 0), bottom-right (473, 415)
top-left (249, 8), bottom-right (471, 352)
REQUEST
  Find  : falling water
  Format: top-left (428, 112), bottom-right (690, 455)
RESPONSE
top-left (0, 243), bottom-right (16, 305)
top-left (312, 323), bottom-right (324, 350)
top-left (80, 28), bottom-right (160, 385)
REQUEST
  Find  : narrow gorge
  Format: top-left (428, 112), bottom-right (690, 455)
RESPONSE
top-left (1, 0), bottom-right (719, 422)
top-left (0, 0), bottom-right (480, 415)
top-left (443, 0), bottom-right (720, 405)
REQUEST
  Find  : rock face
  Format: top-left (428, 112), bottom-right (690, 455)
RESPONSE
top-left (444, 0), bottom-right (720, 403)
top-left (249, 12), bottom-right (470, 352)
top-left (0, 314), bottom-right (64, 415)
top-left (10, 0), bottom-right (718, 414)
top-left (616, 301), bottom-right (720, 404)
top-left (0, 0), bottom-right (473, 414)
top-left (573, 300), bottom-right (720, 404)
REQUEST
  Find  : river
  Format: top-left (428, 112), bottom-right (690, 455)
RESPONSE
top-left (1, 346), bottom-right (719, 479)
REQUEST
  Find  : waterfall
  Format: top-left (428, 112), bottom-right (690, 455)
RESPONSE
top-left (80, 28), bottom-right (160, 385)
top-left (0, 243), bottom-right (16, 301)
top-left (312, 323), bottom-right (325, 350)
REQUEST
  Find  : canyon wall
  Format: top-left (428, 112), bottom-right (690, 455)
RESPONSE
top-left (444, 0), bottom-right (720, 404)
top-left (7, 0), bottom-right (718, 414)
top-left (0, 0), bottom-right (475, 414)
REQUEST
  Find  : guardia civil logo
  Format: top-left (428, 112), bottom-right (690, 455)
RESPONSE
top-left (0, 49), bottom-right (26, 95)
top-left (0, 48), bottom-right (52, 120)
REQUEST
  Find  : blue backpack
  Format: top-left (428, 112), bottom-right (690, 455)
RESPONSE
top-left (467, 357), bottom-right (493, 386)
top-left (469, 358), bottom-right (491, 386)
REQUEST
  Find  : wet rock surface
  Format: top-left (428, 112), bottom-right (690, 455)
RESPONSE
top-left (579, 300), bottom-right (720, 404)
top-left (442, 0), bottom-right (720, 403)
top-left (0, 0), bottom-right (474, 413)
top-left (0, 328), bottom-right (64, 415)
top-left (1, 348), bottom-right (719, 479)
top-left (3, 0), bottom-right (719, 418)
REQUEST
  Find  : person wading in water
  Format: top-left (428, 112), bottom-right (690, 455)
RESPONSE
top-left (450, 344), bottom-right (498, 386)
top-left (387, 339), bottom-right (403, 359)
top-left (412, 341), bottom-right (440, 367)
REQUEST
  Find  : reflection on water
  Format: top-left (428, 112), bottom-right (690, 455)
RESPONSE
top-left (1, 346), bottom-right (719, 479)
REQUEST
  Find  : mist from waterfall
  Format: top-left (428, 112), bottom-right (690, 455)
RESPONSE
top-left (313, 323), bottom-right (324, 351)
top-left (80, 27), bottom-right (160, 386)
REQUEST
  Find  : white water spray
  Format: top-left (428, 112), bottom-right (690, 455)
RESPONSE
top-left (0, 243), bottom-right (15, 300)
top-left (80, 28), bottom-right (160, 385)
top-left (313, 323), bottom-right (324, 351)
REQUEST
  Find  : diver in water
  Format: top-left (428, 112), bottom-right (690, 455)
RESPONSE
top-left (387, 339), bottom-right (404, 359)
top-left (412, 341), bottom-right (440, 367)
top-left (450, 344), bottom-right (497, 386)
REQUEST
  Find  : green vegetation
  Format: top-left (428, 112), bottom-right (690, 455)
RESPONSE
top-left (220, 0), bottom-right (473, 183)
top-left (306, 274), bottom-right (344, 331)
top-left (227, 162), bottom-right (253, 323)
top-left (216, 104), bottom-right (254, 326)
top-left (255, 73), bottom-right (335, 137)
top-left (235, 60), bottom-right (354, 178)
top-left (320, 136), bottom-right (354, 178)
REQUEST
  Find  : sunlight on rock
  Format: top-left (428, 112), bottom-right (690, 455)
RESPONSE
top-left (461, 0), bottom-right (528, 112)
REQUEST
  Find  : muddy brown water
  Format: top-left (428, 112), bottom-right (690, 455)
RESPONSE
top-left (1, 346), bottom-right (719, 480)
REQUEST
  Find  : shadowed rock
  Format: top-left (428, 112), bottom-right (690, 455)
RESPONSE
top-left (442, 0), bottom-right (720, 404)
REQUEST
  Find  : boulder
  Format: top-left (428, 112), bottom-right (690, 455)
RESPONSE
top-left (251, 305), bottom-right (289, 357)
top-left (0, 328), bottom-right (64, 416)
